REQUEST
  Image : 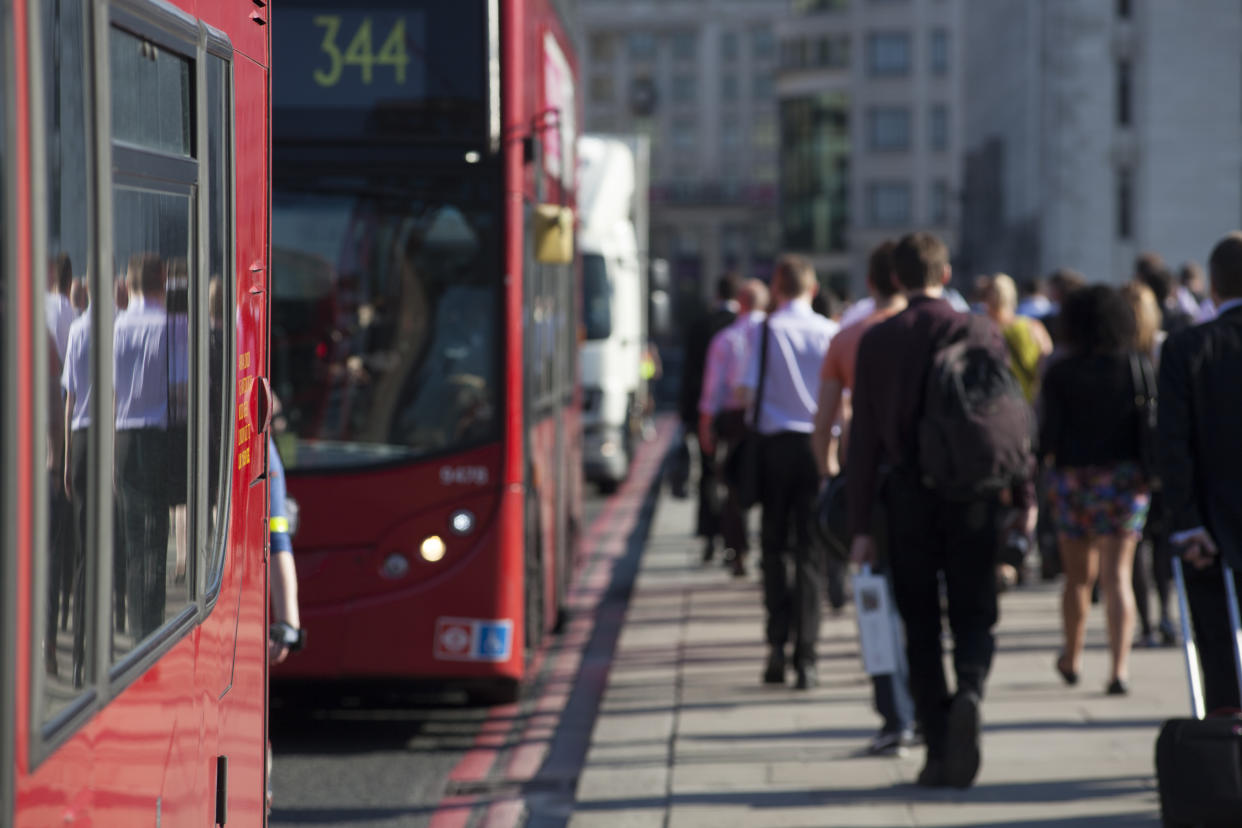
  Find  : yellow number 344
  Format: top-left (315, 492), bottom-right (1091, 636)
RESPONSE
top-left (312, 15), bottom-right (410, 88)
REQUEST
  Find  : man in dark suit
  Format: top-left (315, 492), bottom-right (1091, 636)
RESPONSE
top-left (678, 274), bottom-right (740, 561)
top-left (1158, 231), bottom-right (1242, 713)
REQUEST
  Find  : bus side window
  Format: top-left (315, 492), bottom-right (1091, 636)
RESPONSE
top-left (38, 0), bottom-right (96, 721)
top-left (108, 25), bottom-right (198, 661)
top-left (204, 53), bottom-right (234, 592)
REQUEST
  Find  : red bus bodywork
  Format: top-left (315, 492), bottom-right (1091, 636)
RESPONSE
top-left (4, 1), bottom-right (271, 824)
top-left (271, 0), bottom-right (583, 695)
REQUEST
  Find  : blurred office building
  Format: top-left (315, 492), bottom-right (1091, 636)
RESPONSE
top-left (578, 0), bottom-right (787, 311)
top-left (960, 0), bottom-right (1242, 284)
top-left (776, 0), bottom-right (964, 299)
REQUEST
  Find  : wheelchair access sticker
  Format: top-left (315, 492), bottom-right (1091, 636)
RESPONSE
top-left (434, 617), bottom-right (514, 662)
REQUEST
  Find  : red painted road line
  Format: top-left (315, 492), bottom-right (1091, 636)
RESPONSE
top-left (480, 418), bottom-right (676, 825)
top-left (429, 416), bottom-right (677, 828)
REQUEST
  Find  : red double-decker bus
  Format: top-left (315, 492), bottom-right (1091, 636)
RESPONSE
top-left (270, 1), bottom-right (583, 699)
top-left (2, 0), bottom-right (272, 825)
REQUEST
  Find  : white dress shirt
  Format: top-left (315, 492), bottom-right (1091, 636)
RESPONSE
top-left (114, 297), bottom-right (170, 430)
top-left (61, 313), bottom-right (92, 430)
top-left (46, 292), bottom-right (75, 362)
top-left (740, 299), bottom-right (838, 435)
top-left (699, 311), bottom-right (765, 416)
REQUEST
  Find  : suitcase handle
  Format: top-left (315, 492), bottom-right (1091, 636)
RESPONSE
top-left (1172, 557), bottom-right (1207, 720)
top-left (1172, 556), bottom-right (1242, 720)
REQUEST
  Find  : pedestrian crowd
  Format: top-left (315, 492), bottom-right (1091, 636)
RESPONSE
top-left (678, 230), bottom-right (1242, 793)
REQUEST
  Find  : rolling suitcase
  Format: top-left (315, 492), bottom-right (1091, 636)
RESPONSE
top-left (1154, 556), bottom-right (1242, 828)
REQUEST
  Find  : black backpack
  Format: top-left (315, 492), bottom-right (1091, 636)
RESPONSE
top-left (917, 326), bottom-right (1034, 500)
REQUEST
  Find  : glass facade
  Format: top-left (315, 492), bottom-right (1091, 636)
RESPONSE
top-left (780, 93), bottom-right (850, 253)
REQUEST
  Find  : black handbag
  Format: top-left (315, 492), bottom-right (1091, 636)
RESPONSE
top-left (728, 320), bottom-right (770, 510)
top-left (1129, 351), bottom-right (1158, 481)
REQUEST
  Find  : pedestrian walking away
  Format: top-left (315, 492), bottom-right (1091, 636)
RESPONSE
top-left (698, 278), bottom-right (769, 577)
top-left (1157, 231), bottom-right (1242, 715)
top-left (738, 254), bottom-right (837, 690)
top-left (1040, 284), bottom-right (1154, 697)
top-left (678, 273), bottom-right (740, 561)
top-left (848, 232), bottom-right (1034, 789)
top-left (811, 240), bottom-right (915, 755)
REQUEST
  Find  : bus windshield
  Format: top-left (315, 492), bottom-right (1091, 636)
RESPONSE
top-left (271, 168), bottom-right (501, 470)
top-left (582, 253), bottom-right (612, 341)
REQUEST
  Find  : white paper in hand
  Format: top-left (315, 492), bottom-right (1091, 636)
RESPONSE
top-left (854, 565), bottom-right (900, 676)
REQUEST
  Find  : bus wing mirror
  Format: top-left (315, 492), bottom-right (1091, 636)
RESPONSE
top-left (535, 205), bottom-right (574, 264)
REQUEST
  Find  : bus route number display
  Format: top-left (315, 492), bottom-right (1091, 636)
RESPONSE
top-left (278, 10), bottom-right (426, 107)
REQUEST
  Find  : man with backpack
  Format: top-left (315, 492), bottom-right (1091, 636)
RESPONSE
top-left (848, 232), bottom-right (1033, 789)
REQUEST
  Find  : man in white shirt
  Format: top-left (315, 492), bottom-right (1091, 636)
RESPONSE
top-left (46, 253), bottom-right (76, 362)
top-left (739, 255), bottom-right (838, 689)
top-left (114, 253), bottom-right (172, 640)
top-left (698, 279), bottom-right (769, 577)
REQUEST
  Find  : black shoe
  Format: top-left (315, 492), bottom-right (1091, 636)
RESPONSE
top-left (701, 539), bottom-right (716, 564)
top-left (1106, 678), bottom-right (1129, 696)
top-left (794, 664), bottom-right (818, 690)
top-left (762, 652), bottom-right (786, 685)
top-left (731, 554), bottom-right (748, 579)
top-left (944, 691), bottom-right (982, 789)
top-left (1055, 653), bottom-right (1079, 686)
top-left (1158, 619), bottom-right (1177, 647)
top-left (916, 758), bottom-right (949, 787)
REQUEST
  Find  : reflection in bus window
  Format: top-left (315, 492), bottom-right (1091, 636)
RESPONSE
top-left (111, 191), bottom-right (193, 659)
top-left (271, 171), bottom-right (501, 469)
top-left (40, 0), bottom-right (93, 718)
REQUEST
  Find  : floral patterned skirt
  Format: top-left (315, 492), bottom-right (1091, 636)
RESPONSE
top-left (1045, 462), bottom-right (1151, 540)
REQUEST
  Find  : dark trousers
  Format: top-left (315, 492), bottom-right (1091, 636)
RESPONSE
top-left (1184, 555), bottom-right (1242, 713)
top-left (693, 431), bottom-right (723, 541)
top-left (716, 410), bottom-right (750, 556)
top-left (758, 432), bottom-right (825, 666)
top-left (116, 427), bottom-right (169, 640)
top-left (885, 471), bottom-right (1001, 758)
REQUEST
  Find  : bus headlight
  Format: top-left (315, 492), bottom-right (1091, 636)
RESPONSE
top-left (420, 535), bottom-right (447, 563)
top-left (450, 509), bottom-right (476, 535)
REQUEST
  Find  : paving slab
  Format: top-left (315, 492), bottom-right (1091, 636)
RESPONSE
top-left (568, 469), bottom-right (1188, 828)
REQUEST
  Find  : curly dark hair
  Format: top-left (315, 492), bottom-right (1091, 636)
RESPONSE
top-left (1059, 284), bottom-right (1137, 356)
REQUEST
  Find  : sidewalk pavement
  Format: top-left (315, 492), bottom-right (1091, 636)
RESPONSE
top-left (568, 486), bottom-right (1184, 827)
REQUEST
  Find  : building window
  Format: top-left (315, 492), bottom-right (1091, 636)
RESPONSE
top-left (753, 71), bottom-right (774, 101)
top-left (590, 33), bottom-right (617, 63)
top-left (672, 117), bottom-right (696, 151)
top-left (867, 107), bottom-right (910, 151)
top-left (817, 36), bottom-right (850, 69)
top-left (868, 181), bottom-right (911, 226)
top-left (722, 31), bottom-right (739, 61)
top-left (671, 31), bottom-right (697, 61)
top-left (929, 104), bottom-right (949, 151)
top-left (752, 27), bottom-right (775, 60)
top-left (628, 32), bottom-right (657, 61)
top-left (722, 73), bottom-right (739, 102)
top-left (930, 29), bottom-right (949, 75)
top-left (672, 73), bottom-right (696, 104)
top-left (590, 74), bottom-right (614, 104)
top-left (793, 0), bottom-right (850, 11)
top-left (930, 179), bottom-right (949, 224)
top-left (779, 93), bottom-right (850, 254)
top-left (753, 121), bottom-right (777, 150)
top-left (867, 32), bottom-right (910, 77)
top-left (722, 116), bottom-right (743, 150)
top-left (1117, 0), bottom-right (1131, 18)
top-left (1117, 167), bottom-right (1133, 239)
top-left (1117, 59), bottom-right (1132, 126)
